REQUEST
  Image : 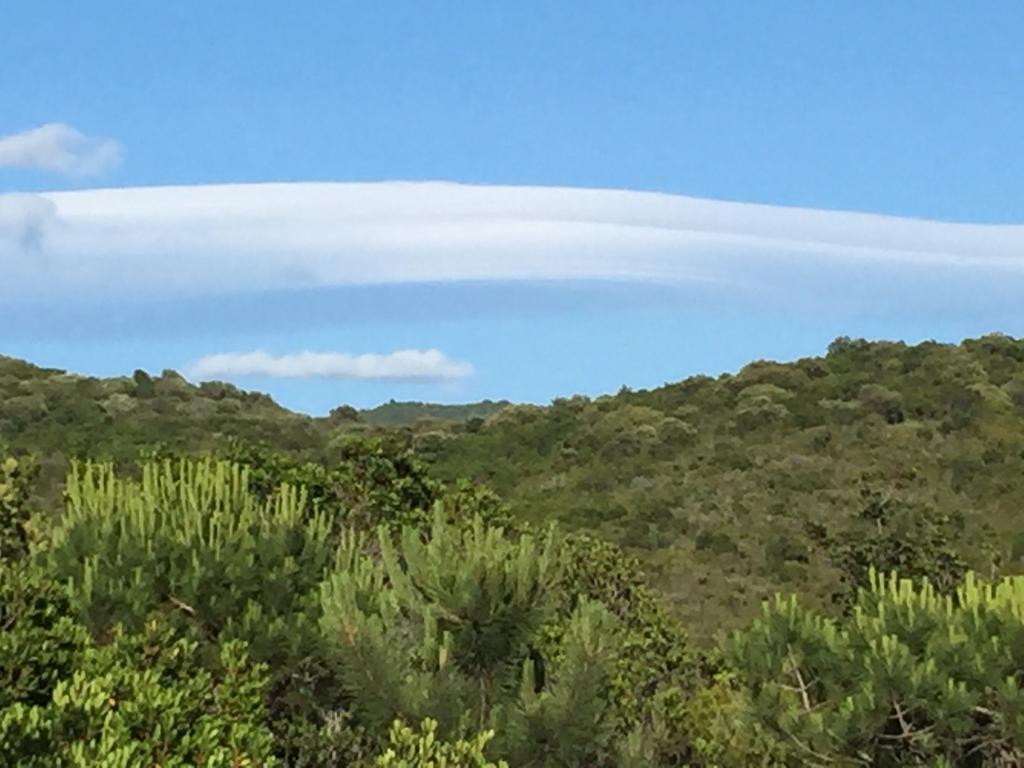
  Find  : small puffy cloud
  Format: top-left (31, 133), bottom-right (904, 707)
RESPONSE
top-left (187, 349), bottom-right (474, 382)
top-left (0, 123), bottom-right (122, 177)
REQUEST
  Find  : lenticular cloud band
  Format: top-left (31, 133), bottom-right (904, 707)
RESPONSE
top-left (1, 181), bottom-right (1022, 303)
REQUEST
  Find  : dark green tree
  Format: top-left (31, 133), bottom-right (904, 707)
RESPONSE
top-left (320, 512), bottom-right (622, 766)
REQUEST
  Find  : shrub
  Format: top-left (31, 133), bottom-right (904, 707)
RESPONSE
top-left (543, 534), bottom-right (703, 765)
top-left (376, 718), bottom-right (507, 767)
top-left (0, 453), bottom-right (37, 562)
top-left (1, 620), bottom-right (275, 766)
top-left (0, 562), bottom-right (275, 766)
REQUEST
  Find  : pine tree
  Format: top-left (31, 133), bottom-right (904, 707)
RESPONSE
top-left (320, 510), bottom-right (622, 766)
top-left (726, 569), bottom-right (1024, 766)
top-left (49, 459), bottom-right (334, 654)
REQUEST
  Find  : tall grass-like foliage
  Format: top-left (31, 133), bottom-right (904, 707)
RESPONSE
top-left (726, 569), bottom-right (1024, 767)
top-left (47, 459), bottom-right (334, 660)
top-left (320, 511), bottom-right (622, 766)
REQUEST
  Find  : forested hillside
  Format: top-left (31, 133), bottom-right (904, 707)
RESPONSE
top-left (0, 358), bottom-right (502, 506)
top-left (2, 335), bottom-right (1023, 765)
top-left (4, 336), bottom-right (1024, 638)
top-left (421, 334), bottom-right (1024, 637)
top-left (0, 355), bottom-right (326, 462)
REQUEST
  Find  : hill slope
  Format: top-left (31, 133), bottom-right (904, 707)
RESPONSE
top-left (419, 335), bottom-right (1024, 638)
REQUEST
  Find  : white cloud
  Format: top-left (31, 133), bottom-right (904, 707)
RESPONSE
top-left (0, 123), bottom-right (122, 177)
top-left (187, 349), bottom-right (474, 382)
top-left (0, 181), bottom-right (1022, 308)
top-left (0, 194), bottom-right (59, 251)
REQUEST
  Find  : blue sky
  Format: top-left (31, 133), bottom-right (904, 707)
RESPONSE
top-left (2, 2), bottom-right (1023, 414)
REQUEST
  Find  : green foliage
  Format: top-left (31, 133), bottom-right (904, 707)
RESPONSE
top-left (219, 437), bottom-right (512, 536)
top-left (0, 453), bottom-right (37, 562)
top-left (375, 718), bottom-right (508, 768)
top-left (41, 458), bottom-right (342, 764)
top-left (726, 570), bottom-right (1024, 766)
top-left (814, 482), bottom-right (969, 608)
top-left (541, 534), bottom-right (702, 765)
top-left (0, 563), bottom-right (275, 767)
top-left (2, 621), bottom-right (276, 767)
top-left (0, 563), bottom-right (90, 712)
top-left (7, 336), bottom-right (1024, 641)
top-left (322, 434), bottom-right (446, 531)
top-left (320, 512), bottom-right (622, 766)
top-left (360, 399), bottom-right (511, 427)
top-left (680, 673), bottom-right (789, 768)
top-left (857, 384), bottom-right (905, 424)
top-left (5, 337), bottom-right (1024, 765)
top-left (48, 459), bottom-right (333, 651)
top-left (0, 356), bottom-right (325, 472)
top-left (502, 601), bottom-right (621, 767)
top-left (424, 336), bottom-right (1024, 639)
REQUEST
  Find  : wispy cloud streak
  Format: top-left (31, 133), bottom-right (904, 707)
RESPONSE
top-left (187, 349), bottom-right (474, 382)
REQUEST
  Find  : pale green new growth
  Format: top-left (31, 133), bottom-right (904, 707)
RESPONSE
top-left (376, 718), bottom-right (508, 768)
top-left (727, 568), bottom-right (1024, 766)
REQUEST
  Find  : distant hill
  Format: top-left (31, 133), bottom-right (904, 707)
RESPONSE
top-left (0, 356), bottom-right (508, 464)
top-left (0, 355), bottom-right (511, 501)
top-left (358, 399), bottom-right (512, 426)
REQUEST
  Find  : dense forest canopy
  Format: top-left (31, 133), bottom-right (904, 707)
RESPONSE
top-left (1, 334), bottom-right (1023, 765)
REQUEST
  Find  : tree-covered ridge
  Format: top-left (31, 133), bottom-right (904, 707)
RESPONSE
top-left (0, 357), bottom-right (506, 464)
top-left (0, 356), bottom-right (503, 509)
top-left (0, 355), bottom-right (327, 470)
top-left (420, 334), bottom-right (1024, 639)
top-left (359, 399), bottom-right (512, 427)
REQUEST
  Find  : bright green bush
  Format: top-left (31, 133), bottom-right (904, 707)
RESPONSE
top-left (2, 621), bottom-right (276, 767)
top-left (41, 458), bottom-right (344, 764)
top-left (0, 563), bottom-right (275, 767)
top-left (0, 563), bottom-right (89, 713)
top-left (375, 718), bottom-right (507, 767)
